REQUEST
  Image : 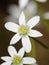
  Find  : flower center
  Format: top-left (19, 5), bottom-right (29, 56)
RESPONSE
top-left (12, 55), bottom-right (22, 65)
top-left (18, 26), bottom-right (29, 35)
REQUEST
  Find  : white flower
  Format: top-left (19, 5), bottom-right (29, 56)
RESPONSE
top-left (36, 0), bottom-right (47, 3)
top-left (5, 12), bottom-right (43, 53)
top-left (26, 0), bottom-right (47, 17)
top-left (25, 1), bottom-right (37, 16)
top-left (7, 0), bottom-right (29, 19)
top-left (7, 0), bottom-right (47, 24)
top-left (1, 46), bottom-right (36, 65)
top-left (31, 63), bottom-right (38, 65)
top-left (7, 2), bottom-right (37, 24)
top-left (19, 0), bottom-right (29, 9)
top-left (43, 12), bottom-right (49, 20)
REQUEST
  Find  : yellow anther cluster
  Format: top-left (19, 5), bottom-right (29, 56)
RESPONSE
top-left (19, 26), bottom-right (28, 35)
top-left (12, 55), bottom-right (21, 64)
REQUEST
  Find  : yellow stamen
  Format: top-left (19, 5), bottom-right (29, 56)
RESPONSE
top-left (12, 55), bottom-right (21, 65)
top-left (19, 26), bottom-right (28, 35)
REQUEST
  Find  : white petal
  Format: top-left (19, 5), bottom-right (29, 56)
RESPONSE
top-left (20, 64), bottom-right (23, 65)
top-left (1, 56), bottom-right (11, 62)
top-left (22, 36), bottom-right (31, 53)
top-left (6, 16), bottom-right (18, 23)
top-left (7, 4), bottom-right (21, 18)
top-left (5, 22), bottom-right (19, 33)
top-left (32, 63), bottom-right (38, 65)
top-left (19, 12), bottom-right (26, 25)
top-left (26, 1), bottom-right (37, 16)
top-left (10, 34), bottom-right (21, 45)
top-left (18, 47), bottom-right (25, 58)
top-left (19, 0), bottom-right (29, 9)
top-left (1, 61), bottom-right (12, 65)
top-left (43, 12), bottom-right (49, 20)
top-left (36, 0), bottom-right (47, 3)
top-left (8, 46), bottom-right (17, 57)
top-left (27, 16), bottom-right (40, 28)
top-left (28, 30), bottom-right (43, 37)
top-left (23, 57), bottom-right (36, 64)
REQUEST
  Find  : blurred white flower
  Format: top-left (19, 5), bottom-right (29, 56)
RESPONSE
top-left (36, 0), bottom-right (47, 3)
top-left (7, 0), bottom-right (47, 23)
top-left (26, 0), bottom-right (47, 16)
top-left (43, 12), bottom-right (49, 20)
top-left (7, 0), bottom-right (37, 22)
top-left (19, 0), bottom-right (29, 9)
top-left (8, 4), bottom-right (22, 19)
top-left (31, 63), bottom-right (38, 65)
top-left (7, 0), bottom-right (29, 19)
top-left (1, 46), bottom-right (36, 65)
top-left (7, 0), bottom-right (47, 17)
top-left (5, 12), bottom-right (43, 53)
top-left (25, 1), bottom-right (37, 16)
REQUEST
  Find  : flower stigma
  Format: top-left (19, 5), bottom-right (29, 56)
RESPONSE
top-left (12, 55), bottom-right (22, 65)
top-left (18, 26), bottom-right (29, 35)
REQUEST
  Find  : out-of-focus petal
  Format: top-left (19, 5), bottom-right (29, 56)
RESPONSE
top-left (1, 56), bottom-right (11, 62)
top-left (1, 61), bottom-right (12, 65)
top-left (5, 16), bottom-right (18, 24)
top-left (7, 4), bottom-right (21, 18)
top-left (19, 0), bottom-right (29, 9)
top-left (26, 1), bottom-right (37, 16)
top-left (36, 0), bottom-right (47, 3)
top-left (43, 12), bottom-right (49, 19)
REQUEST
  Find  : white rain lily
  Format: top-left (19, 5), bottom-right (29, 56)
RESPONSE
top-left (1, 46), bottom-right (36, 65)
top-left (43, 12), bottom-right (49, 20)
top-left (5, 12), bottom-right (43, 53)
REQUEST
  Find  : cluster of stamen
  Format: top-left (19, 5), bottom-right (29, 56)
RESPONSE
top-left (12, 55), bottom-right (21, 65)
top-left (18, 26), bottom-right (29, 35)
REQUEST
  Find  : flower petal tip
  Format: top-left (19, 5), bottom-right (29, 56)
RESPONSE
top-left (38, 33), bottom-right (43, 37)
top-left (20, 11), bottom-right (24, 16)
top-left (10, 42), bottom-right (15, 45)
top-left (36, 16), bottom-right (40, 20)
top-left (26, 50), bottom-right (31, 53)
top-left (40, 33), bottom-right (43, 37)
top-left (4, 23), bottom-right (7, 29)
top-left (25, 47), bottom-right (31, 53)
top-left (0, 57), bottom-right (2, 60)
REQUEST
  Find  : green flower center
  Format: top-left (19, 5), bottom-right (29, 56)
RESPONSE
top-left (18, 26), bottom-right (29, 35)
top-left (12, 55), bottom-right (22, 65)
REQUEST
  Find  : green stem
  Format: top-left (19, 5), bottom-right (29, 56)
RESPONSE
top-left (32, 37), bottom-right (49, 51)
